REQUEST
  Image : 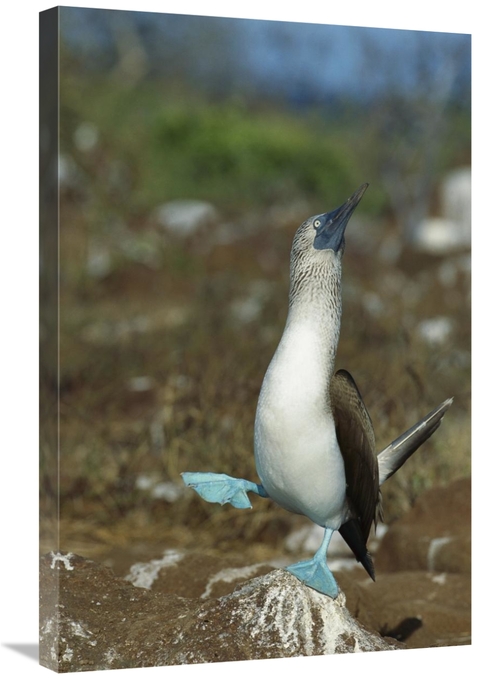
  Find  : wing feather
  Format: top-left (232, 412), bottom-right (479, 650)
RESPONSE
top-left (330, 369), bottom-right (380, 543)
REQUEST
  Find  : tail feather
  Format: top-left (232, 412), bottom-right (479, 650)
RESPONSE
top-left (377, 398), bottom-right (453, 486)
top-left (339, 519), bottom-right (376, 581)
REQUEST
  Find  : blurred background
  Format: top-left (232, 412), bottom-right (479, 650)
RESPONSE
top-left (40, 7), bottom-right (471, 568)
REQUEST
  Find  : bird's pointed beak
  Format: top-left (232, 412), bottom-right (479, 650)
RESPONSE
top-left (314, 183), bottom-right (369, 253)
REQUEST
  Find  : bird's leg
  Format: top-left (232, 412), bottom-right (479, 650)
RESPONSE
top-left (286, 527), bottom-right (339, 599)
top-left (181, 472), bottom-right (268, 509)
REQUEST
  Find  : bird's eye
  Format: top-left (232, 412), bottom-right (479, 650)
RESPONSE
top-left (313, 219), bottom-right (321, 229)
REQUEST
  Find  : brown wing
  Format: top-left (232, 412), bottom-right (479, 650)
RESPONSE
top-left (330, 369), bottom-right (380, 543)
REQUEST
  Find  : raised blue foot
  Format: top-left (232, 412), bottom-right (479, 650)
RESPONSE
top-left (181, 472), bottom-right (268, 509)
top-left (286, 527), bottom-right (339, 599)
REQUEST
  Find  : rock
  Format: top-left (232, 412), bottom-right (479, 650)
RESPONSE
top-left (73, 121), bottom-right (99, 152)
top-left (335, 479), bottom-right (472, 649)
top-left (124, 549), bottom-right (274, 599)
top-left (376, 478), bottom-right (471, 574)
top-left (344, 571), bottom-right (471, 649)
top-left (417, 316), bottom-right (454, 346)
top-left (58, 153), bottom-right (85, 193)
top-left (412, 167), bottom-right (471, 254)
top-left (39, 551), bottom-right (400, 672)
top-left (39, 551), bottom-right (191, 672)
top-left (154, 200), bottom-right (218, 237)
top-left (441, 167), bottom-right (471, 245)
top-left (412, 217), bottom-right (464, 255)
top-left (200, 570), bottom-right (399, 659)
top-left (122, 548), bottom-right (470, 651)
top-left (39, 479), bottom-right (472, 669)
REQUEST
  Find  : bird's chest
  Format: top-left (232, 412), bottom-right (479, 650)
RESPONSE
top-left (254, 352), bottom-right (346, 522)
top-left (256, 396), bottom-right (338, 471)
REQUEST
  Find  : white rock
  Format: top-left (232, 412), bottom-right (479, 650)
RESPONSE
top-left (417, 317), bottom-right (454, 346)
top-left (221, 570), bottom-right (398, 655)
top-left (127, 376), bottom-right (155, 392)
top-left (86, 242), bottom-right (112, 279)
top-left (155, 200), bottom-right (218, 236)
top-left (150, 482), bottom-right (183, 502)
top-left (442, 167), bottom-right (471, 243)
top-left (124, 549), bottom-right (185, 589)
top-left (412, 167), bottom-right (471, 254)
top-left (74, 122), bottom-right (99, 152)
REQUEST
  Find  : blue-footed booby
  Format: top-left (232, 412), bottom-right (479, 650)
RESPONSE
top-left (182, 184), bottom-right (452, 599)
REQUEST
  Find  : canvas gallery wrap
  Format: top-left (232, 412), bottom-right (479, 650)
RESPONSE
top-left (39, 5), bottom-right (471, 672)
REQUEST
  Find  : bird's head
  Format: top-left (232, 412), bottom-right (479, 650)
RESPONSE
top-left (291, 183), bottom-right (368, 262)
top-left (289, 184), bottom-right (368, 305)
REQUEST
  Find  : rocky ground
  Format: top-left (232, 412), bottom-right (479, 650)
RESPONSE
top-left (39, 477), bottom-right (470, 672)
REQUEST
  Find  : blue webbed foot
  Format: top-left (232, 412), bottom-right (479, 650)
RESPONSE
top-left (286, 527), bottom-right (339, 599)
top-left (181, 472), bottom-right (267, 509)
top-left (286, 556), bottom-right (339, 599)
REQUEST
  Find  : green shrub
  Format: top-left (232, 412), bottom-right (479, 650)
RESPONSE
top-left (148, 102), bottom-right (356, 208)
